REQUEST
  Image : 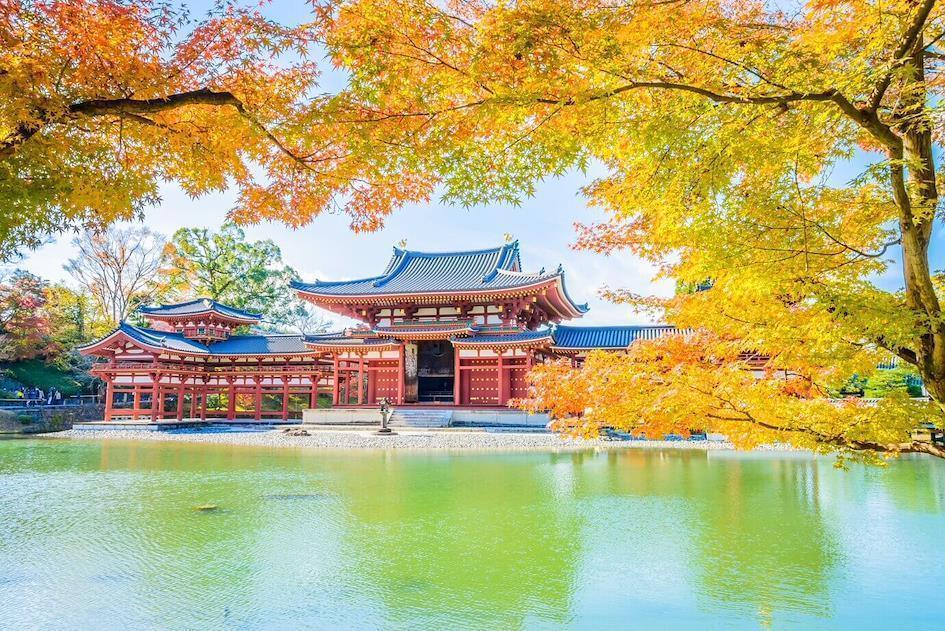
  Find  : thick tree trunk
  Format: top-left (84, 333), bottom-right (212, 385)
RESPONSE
top-left (895, 40), bottom-right (945, 404)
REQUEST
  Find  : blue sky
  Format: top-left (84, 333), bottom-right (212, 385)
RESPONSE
top-left (20, 168), bottom-right (672, 326)
top-left (11, 0), bottom-right (944, 327)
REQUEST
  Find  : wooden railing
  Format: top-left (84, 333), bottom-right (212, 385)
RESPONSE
top-left (0, 395), bottom-right (99, 409)
top-left (98, 361), bottom-right (328, 373)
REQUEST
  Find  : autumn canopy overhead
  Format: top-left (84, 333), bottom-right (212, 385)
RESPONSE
top-left (4, 0), bottom-right (945, 458)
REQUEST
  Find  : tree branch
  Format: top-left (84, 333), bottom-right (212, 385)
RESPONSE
top-left (867, 0), bottom-right (938, 111)
top-left (0, 88), bottom-right (311, 170)
top-left (699, 387), bottom-right (945, 459)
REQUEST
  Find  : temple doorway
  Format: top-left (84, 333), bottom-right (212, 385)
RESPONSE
top-left (417, 340), bottom-right (454, 403)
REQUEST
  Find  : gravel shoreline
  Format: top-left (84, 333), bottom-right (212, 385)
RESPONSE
top-left (45, 427), bottom-right (755, 451)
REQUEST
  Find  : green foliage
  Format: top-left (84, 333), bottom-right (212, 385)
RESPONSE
top-left (159, 223), bottom-right (302, 326)
top-left (838, 367), bottom-right (924, 399)
top-left (1, 359), bottom-right (86, 396)
top-left (864, 367), bottom-right (925, 399)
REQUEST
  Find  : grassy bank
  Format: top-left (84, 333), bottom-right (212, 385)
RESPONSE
top-left (0, 359), bottom-right (86, 396)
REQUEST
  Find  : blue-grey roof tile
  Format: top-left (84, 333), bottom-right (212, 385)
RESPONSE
top-left (453, 329), bottom-right (553, 344)
top-left (291, 242), bottom-right (559, 296)
top-left (303, 337), bottom-right (401, 347)
top-left (552, 325), bottom-right (677, 349)
top-left (207, 335), bottom-right (312, 355)
top-left (117, 323), bottom-right (211, 354)
top-left (85, 324), bottom-right (320, 356)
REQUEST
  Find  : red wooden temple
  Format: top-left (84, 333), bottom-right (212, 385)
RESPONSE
top-left (81, 242), bottom-right (676, 421)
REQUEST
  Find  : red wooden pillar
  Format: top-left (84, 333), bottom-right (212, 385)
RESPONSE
top-left (332, 355), bottom-right (340, 405)
top-left (497, 352), bottom-right (507, 406)
top-left (150, 372), bottom-right (161, 420)
top-left (227, 379), bottom-right (236, 420)
top-left (254, 378), bottom-right (262, 420)
top-left (397, 345), bottom-right (405, 404)
top-left (453, 348), bottom-right (461, 405)
top-left (199, 384), bottom-right (208, 420)
top-left (357, 355), bottom-right (365, 405)
top-left (133, 387), bottom-right (141, 420)
top-left (176, 384), bottom-right (185, 420)
top-left (342, 361), bottom-right (350, 404)
top-left (367, 368), bottom-right (376, 406)
top-left (103, 377), bottom-right (114, 421)
top-left (310, 376), bottom-right (319, 409)
top-left (281, 378), bottom-right (290, 420)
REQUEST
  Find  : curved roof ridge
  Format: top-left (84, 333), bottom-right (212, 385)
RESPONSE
top-left (138, 298), bottom-right (262, 321)
top-left (388, 242), bottom-right (513, 258)
top-left (491, 267), bottom-right (551, 279)
top-left (553, 269), bottom-right (590, 315)
top-left (372, 247), bottom-right (415, 287)
top-left (120, 322), bottom-right (167, 345)
top-left (291, 275), bottom-right (386, 289)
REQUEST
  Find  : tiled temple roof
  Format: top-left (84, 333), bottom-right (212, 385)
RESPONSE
top-left (373, 320), bottom-right (477, 338)
top-left (207, 335), bottom-right (312, 355)
top-left (302, 334), bottom-right (402, 351)
top-left (85, 323), bottom-right (212, 354)
top-left (138, 298), bottom-right (262, 323)
top-left (451, 329), bottom-right (554, 347)
top-left (551, 325), bottom-right (678, 350)
top-left (82, 321), bottom-right (683, 356)
top-left (291, 242), bottom-right (587, 310)
top-left (81, 324), bottom-right (317, 356)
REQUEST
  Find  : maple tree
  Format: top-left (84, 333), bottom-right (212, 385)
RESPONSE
top-left (305, 0), bottom-right (945, 458)
top-left (0, 270), bottom-right (52, 360)
top-left (0, 0), bottom-right (326, 257)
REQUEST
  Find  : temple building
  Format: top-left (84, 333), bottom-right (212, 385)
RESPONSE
top-left (81, 242), bottom-right (676, 421)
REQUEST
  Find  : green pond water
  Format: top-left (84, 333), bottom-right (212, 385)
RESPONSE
top-left (0, 439), bottom-right (943, 630)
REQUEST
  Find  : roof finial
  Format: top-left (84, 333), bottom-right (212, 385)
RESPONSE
top-left (396, 238), bottom-right (408, 250)
top-left (503, 233), bottom-right (515, 244)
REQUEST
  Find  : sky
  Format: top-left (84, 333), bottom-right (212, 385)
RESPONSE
top-left (18, 168), bottom-right (673, 327)
top-left (9, 0), bottom-right (945, 328)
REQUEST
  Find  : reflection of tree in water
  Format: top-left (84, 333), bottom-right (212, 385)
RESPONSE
top-left (691, 455), bottom-right (839, 624)
top-left (865, 455), bottom-right (945, 515)
top-left (571, 450), bottom-right (838, 626)
top-left (333, 452), bottom-right (582, 628)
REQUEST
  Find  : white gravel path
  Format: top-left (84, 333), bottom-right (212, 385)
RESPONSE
top-left (48, 427), bottom-right (747, 451)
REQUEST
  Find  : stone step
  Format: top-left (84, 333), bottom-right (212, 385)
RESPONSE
top-left (388, 409), bottom-right (453, 428)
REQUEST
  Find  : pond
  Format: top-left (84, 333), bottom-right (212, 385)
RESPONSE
top-left (0, 439), bottom-right (942, 629)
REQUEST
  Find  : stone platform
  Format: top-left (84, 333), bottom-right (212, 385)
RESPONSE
top-left (301, 407), bottom-right (550, 429)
